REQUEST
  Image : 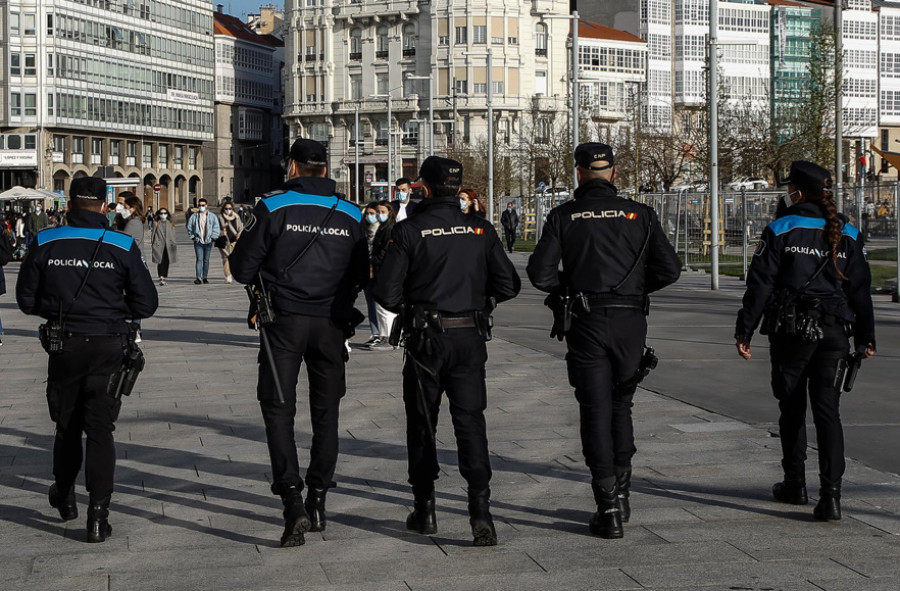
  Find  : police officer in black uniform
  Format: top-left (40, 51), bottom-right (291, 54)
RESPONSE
top-left (527, 143), bottom-right (681, 539)
top-left (735, 161), bottom-right (875, 521)
top-left (16, 177), bottom-right (158, 543)
top-left (373, 156), bottom-right (520, 546)
top-left (229, 139), bottom-right (368, 547)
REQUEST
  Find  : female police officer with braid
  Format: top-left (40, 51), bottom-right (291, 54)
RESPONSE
top-left (735, 161), bottom-right (875, 521)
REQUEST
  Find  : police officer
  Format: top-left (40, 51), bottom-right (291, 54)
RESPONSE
top-left (526, 143), bottom-right (681, 539)
top-left (735, 161), bottom-right (875, 521)
top-left (373, 156), bottom-right (520, 546)
top-left (229, 138), bottom-right (368, 547)
top-left (16, 177), bottom-right (158, 543)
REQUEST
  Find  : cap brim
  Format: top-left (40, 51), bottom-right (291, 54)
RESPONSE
top-left (776, 176), bottom-right (792, 187)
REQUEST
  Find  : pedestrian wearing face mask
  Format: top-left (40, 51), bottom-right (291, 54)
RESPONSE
top-left (500, 201), bottom-right (520, 253)
top-left (151, 208), bottom-right (178, 286)
top-left (107, 192), bottom-right (131, 229)
top-left (459, 188), bottom-right (486, 218)
top-left (25, 203), bottom-right (50, 247)
top-left (361, 202), bottom-right (383, 346)
top-left (116, 196), bottom-right (147, 252)
top-left (186, 198), bottom-right (221, 284)
top-left (367, 200), bottom-right (397, 351)
top-left (217, 202), bottom-right (244, 284)
top-left (391, 177), bottom-right (418, 221)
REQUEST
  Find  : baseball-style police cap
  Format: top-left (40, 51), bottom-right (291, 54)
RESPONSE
top-left (69, 177), bottom-right (107, 201)
top-left (575, 142), bottom-right (615, 171)
top-left (418, 156), bottom-right (463, 188)
top-left (289, 138), bottom-right (328, 166)
top-left (778, 160), bottom-right (831, 192)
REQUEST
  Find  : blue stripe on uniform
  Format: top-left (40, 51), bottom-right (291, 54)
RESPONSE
top-left (36, 227), bottom-right (134, 250)
top-left (262, 192), bottom-right (362, 222)
top-left (768, 215), bottom-right (859, 240)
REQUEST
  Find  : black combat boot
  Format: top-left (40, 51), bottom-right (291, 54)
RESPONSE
top-left (277, 484), bottom-right (311, 547)
top-left (772, 478), bottom-right (808, 505)
top-left (468, 488), bottom-right (497, 546)
top-left (48, 483), bottom-right (78, 521)
top-left (406, 492), bottom-right (437, 535)
top-left (615, 467), bottom-right (632, 523)
top-left (86, 496), bottom-right (112, 543)
top-left (589, 477), bottom-right (623, 539)
top-left (813, 480), bottom-right (841, 521)
top-left (304, 487), bottom-right (328, 532)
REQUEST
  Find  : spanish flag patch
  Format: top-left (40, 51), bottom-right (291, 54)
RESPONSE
top-left (626, 212), bottom-right (638, 220)
top-left (474, 227), bottom-right (484, 235)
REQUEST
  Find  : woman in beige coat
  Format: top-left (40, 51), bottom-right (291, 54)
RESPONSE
top-left (151, 207), bottom-right (178, 286)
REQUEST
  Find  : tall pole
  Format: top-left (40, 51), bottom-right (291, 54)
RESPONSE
top-left (709, 0), bottom-right (720, 290)
top-left (572, 10), bottom-right (580, 191)
top-left (428, 76), bottom-right (435, 157)
top-left (835, 1), bottom-right (844, 213)
top-left (387, 94), bottom-right (393, 188)
top-left (487, 48), bottom-right (494, 225)
top-left (355, 103), bottom-right (360, 203)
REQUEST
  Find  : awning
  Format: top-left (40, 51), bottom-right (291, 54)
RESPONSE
top-left (870, 145), bottom-right (900, 171)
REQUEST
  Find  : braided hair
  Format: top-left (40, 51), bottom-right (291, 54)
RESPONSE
top-left (801, 178), bottom-right (847, 280)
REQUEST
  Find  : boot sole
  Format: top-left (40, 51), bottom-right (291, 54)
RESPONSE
top-left (280, 516), bottom-right (311, 547)
top-left (471, 522), bottom-right (497, 546)
top-left (589, 525), bottom-right (624, 539)
top-left (407, 523), bottom-right (438, 535)
top-left (86, 525), bottom-right (112, 543)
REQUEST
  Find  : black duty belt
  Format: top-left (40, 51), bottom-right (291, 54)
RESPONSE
top-left (441, 313), bottom-right (478, 329)
top-left (584, 293), bottom-right (647, 310)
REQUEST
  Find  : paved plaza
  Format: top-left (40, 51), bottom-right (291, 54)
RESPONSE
top-left (1, 238), bottom-right (899, 591)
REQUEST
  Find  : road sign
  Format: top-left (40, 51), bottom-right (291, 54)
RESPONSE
top-left (153, 183), bottom-right (162, 192)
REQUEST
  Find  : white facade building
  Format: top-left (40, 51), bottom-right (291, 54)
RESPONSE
top-left (843, 0), bottom-right (879, 139)
top-left (1, 0), bottom-right (216, 211)
top-left (284, 0), bottom-right (572, 200)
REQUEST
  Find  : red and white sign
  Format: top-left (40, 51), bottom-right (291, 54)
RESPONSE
top-left (153, 184), bottom-right (162, 192)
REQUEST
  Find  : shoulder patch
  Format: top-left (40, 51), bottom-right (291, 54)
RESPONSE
top-left (754, 238), bottom-right (766, 257)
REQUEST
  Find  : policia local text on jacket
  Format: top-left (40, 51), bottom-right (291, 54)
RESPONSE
top-left (229, 152), bottom-right (369, 547)
top-left (373, 156), bottom-right (521, 546)
top-left (527, 145), bottom-right (681, 539)
top-left (735, 174), bottom-right (875, 521)
top-left (16, 182), bottom-right (158, 543)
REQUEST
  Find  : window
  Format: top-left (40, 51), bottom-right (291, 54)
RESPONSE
top-left (535, 23), bottom-right (547, 56)
top-left (535, 70), bottom-right (547, 95)
top-left (473, 25), bottom-right (487, 44)
top-left (73, 137), bottom-right (85, 163)
top-left (25, 134), bottom-right (36, 149)
top-left (439, 35), bottom-right (449, 45)
top-left (403, 121), bottom-right (419, 145)
top-left (377, 26), bottom-right (389, 58)
top-left (23, 13), bottom-right (36, 35)
top-left (189, 146), bottom-right (198, 169)
top-left (159, 144), bottom-right (168, 168)
top-left (47, 93), bottom-right (54, 116)
top-left (110, 140), bottom-right (120, 165)
top-left (10, 12), bottom-right (20, 35)
top-left (174, 145), bottom-right (183, 167)
top-left (25, 53), bottom-right (36, 76)
top-left (456, 26), bottom-right (467, 45)
top-left (91, 138), bottom-right (103, 164)
top-left (127, 141), bottom-right (137, 166)
top-left (47, 14), bottom-right (53, 35)
top-left (10, 94), bottom-right (22, 117)
top-left (7, 135), bottom-right (21, 149)
top-left (350, 73), bottom-right (362, 100)
top-left (492, 81), bottom-right (504, 95)
top-left (473, 83), bottom-right (487, 94)
top-left (47, 53), bottom-right (54, 76)
top-left (492, 35), bottom-right (504, 45)
top-left (376, 72), bottom-right (389, 95)
top-left (403, 24), bottom-right (416, 56)
top-left (11, 54), bottom-right (21, 76)
top-left (53, 135), bottom-right (66, 154)
top-left (24, 93), bottom-right (36, 116)
top-left (350, 28), bottom-right (362, 59)
top-left (454, 79), bottom-right (468, 94)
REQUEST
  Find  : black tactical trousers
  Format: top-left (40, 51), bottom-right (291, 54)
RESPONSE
top-left (769, 319), bottom-right (849, 486)
top-left (47, 335), bottom-right (125, 503)
top-left (565, 308), bottom-right (647, 480)
top-left (503, 229), bottom-right (516, 252)
top-left (257, 313), bottom-right (346, 492)
top-left (402, 327), bottom-right (491, 498)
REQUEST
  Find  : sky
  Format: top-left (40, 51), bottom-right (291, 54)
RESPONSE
top-left (219, 0), bottom-right (281, 19)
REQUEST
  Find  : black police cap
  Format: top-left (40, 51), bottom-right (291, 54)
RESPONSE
top-left (69, 177), bottom-right (107, 201)
top-left (778, 160), bottom-right (831, 193)
top-left (575, 142), bottom-right (615, 171)
top-left (418, 156), bottom-right (463, 188)
top-left (289, 138), bottom-right (328, 166)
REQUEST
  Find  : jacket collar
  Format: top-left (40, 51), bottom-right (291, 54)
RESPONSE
top-left (416, 195), bottom-right (459, 211)
top-left (282, 176), bottom-right (337, 197)
top-left (66, 209), bottom-right (108, 228)
top-left (574, 178), bottom-right (618, 200)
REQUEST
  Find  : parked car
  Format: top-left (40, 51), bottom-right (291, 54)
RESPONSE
top-left (727, 178), bottom-right (769, 191)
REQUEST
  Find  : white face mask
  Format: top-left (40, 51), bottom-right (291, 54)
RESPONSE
top-left (121, 208), bottom-right (133, 220)
top-left (397, 192), bottom-right (409, 203)
top-left (782, 191), bottom-right (798, 209)
top-left (460, 199), bottom-right (469, 211)
top-left (199, 205), bottom-right (207, 213)
top-left (159, 213), bottom-right (168, 220)
top-left (377, 213), bottom-right (389, 223)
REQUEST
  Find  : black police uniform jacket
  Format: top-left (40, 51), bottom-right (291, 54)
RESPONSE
top-left (736, 201), bottom-right (875, 349)
top-left (16, 209), bottom-right (158, 334)
top-left (372, 196), bottom-right (521, 313)
top-left (526, 178), bottom-right (682, 297)
top-left (229, 177), bottom-right (368, 319)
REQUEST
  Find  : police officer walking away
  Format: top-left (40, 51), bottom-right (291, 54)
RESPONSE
top-left (373, 156), bottom-right (520, 546)
top-left (16, 177), bottom-right (158, 542)
top-left (735, 161), bottom-right (875, 521)
top-left (229, 139), bottom-right (368, 547)
top-left (526, 143), bottom-right (681, 539)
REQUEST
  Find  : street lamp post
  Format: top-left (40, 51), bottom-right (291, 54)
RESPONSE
top-left (355, 102), bottom-right (360, 203)
top-left (540, 11), bottom-right (581, 192)
top-left (709, 0), bottom-right (720, 290)
top-left (406, 75), bottom-right (434, 157)
top-left (369, 92), bottom-right (395, 186)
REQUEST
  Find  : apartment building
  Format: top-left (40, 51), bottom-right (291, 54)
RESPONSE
top-left (284, 0), bottom-right (572, 200)
top-left (0, 0), bottom-right (216, 212)
top-left (204, 7), bottom-right (284, 204)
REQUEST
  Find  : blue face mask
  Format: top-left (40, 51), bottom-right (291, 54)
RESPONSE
top-left (365, 214), bottom-right (378, 225)
top-left (397, 192), bottom-right (409, 203)
top-left (460, 199), bottom-right (469, 211)
top-left (377, 213), bottom-right (389, 223)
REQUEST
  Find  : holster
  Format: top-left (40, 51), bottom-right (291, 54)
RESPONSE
top-left (403, 306), bottom-right (444, 356)
top-left (38, 321), bottom-right (65, 355)
top-left (107, 328), bottom-right (146, 400)
top-left (614, 347), bottom-right (659, 396)
top-left (544, 292), bottom-right (573, 341)
top-left (761, 290), bottom-right (824, 342)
